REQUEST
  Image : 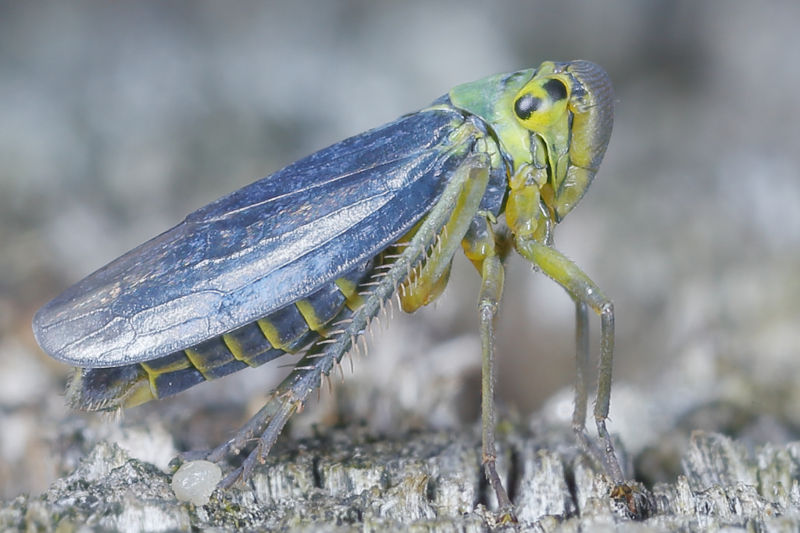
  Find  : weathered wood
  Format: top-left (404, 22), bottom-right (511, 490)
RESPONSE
top-left (3, 423), bottom-right (800, 531)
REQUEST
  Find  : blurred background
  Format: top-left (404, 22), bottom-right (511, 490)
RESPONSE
top-left (2, 1), bottom-right (800, 499)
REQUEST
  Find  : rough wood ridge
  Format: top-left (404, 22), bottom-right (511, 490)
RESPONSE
top-left (3, 423), bottom-right (800, 531)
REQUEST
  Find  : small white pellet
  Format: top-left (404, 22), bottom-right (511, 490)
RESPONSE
top-left (171, 460), bottom-right (222, 506)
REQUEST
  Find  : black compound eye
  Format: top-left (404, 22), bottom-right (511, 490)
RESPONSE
top-left (514, 94), bottom-right (540, 120)
top-left (542, 78), bottom-right (567, 101)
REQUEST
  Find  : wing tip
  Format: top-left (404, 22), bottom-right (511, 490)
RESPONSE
top-left (32, 299), bottom-right (62, 359)
top-left (31, 296), bottom-right (110, 367)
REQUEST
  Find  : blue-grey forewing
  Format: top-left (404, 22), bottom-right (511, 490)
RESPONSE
top-left (33, 105), bottom-right (475, 367)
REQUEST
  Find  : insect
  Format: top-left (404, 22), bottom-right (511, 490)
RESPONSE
top-left (33, 60), bottom-right (622, 512)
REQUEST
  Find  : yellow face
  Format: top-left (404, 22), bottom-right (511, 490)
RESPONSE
top-left (512, 74), bottom-right (570, 133)
top-left (510, 61), bottom-right (614, 221)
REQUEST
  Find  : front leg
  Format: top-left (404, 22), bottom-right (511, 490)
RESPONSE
top-left (515, 238), bottom-right (624, 484)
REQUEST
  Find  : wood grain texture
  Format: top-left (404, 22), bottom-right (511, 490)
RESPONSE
top-left (4, 422), bottom-right (800, 531)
